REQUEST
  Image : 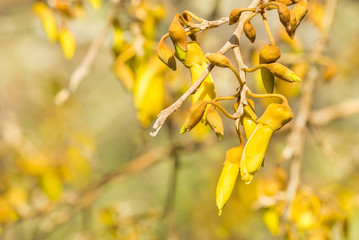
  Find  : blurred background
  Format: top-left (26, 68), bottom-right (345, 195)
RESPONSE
top-left (1, 0), bottom-right (359, 239)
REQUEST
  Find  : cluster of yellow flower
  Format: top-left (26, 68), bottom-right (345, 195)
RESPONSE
top-left (33, 0), bottom-right (97, 59)
top-left (156, 0), bottom-right (308, 216)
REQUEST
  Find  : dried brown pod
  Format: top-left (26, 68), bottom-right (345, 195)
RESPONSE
top-left (244, 20), bottom-right (256, 43)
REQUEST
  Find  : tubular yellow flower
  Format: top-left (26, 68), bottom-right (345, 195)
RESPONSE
top-left (240, 125), bottom-right (273, 184)
top-left (33, 2), bottom-right (58, 42)
top-left (134, 56), bottom-right (167, 127)
top-left (177, 41), bottom-right (219, 138)
top-left (240, 102), bottom-right (293, 183)
top-left (241, 99), bottom-right (258, 140)
top-left (216, 147), bottom-right (243, 215)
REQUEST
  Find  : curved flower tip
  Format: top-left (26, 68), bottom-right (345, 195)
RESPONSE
top-left (216, 146), bottom-right (243, 213)
top-left (216, 162), bottom-right (240, 213)
top-left (240, 124), bottom-right (273, 183)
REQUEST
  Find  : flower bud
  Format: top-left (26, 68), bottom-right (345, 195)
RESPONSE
top-left (180, 100), bottom-right (209, 134)
top-left (229, 9), bottom-right (241, 25)
top-left (216, 147), bottom-right (243, 214)
top-left (285, 12), bottom-right (298, 39)
top-left (205, 53), bottom-right (232, 68)
top-left (157, 35), bottom-right (177, 71)
top-left (259, 45), bottom-right (280, 93)
top-left (169, 14), bottom-right (187, 56)
top-left (33, 2), bottom-right (58, 42)
top-left (265, 63), bottom-right (301, 82)
top-left (205, 105), bottom-right (224, 139)
top-left (258, 103), bottom-right (293, 131)
top-left (292, 0), bottom-right (309, 27)
top-left (277, 3), bottom-right (291, 29)
top-left (259, 45), bottom-right (281, 63)
top-left (59, 27), bottom-right (76, 59)
top-left (244, 20), bottom-right (256, 43)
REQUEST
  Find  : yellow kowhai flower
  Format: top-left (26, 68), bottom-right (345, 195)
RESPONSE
top-left (240, 99), bottom-right (258, 140)
top-left (33, 2), bottom-right (58, 42)
top-left (134, 56), bottom-right (167, 127)
top-left (240, 102), bottom-right (292, 184)
top-left (178, 41), bottom-right (222, 138)
top-left (216, 146), bottom-right (243, 215)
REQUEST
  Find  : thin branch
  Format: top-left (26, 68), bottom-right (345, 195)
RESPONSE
top-left (309, 98), bottom-right (359, 125)
top-left (54, 0), bottom-right (122, 106)
top-left (150, 0), bottom-right (262, 137)
top-left (281, 0), bottom-right (338, 222)
top-left (188, 17), bottom-right (229, 32)
top-left (8, 147), bottom-right (168, 230)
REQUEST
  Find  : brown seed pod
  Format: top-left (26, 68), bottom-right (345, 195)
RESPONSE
top-left (244, 20), bottom-right (256, 43)
top-left (229, 9), bottom-right (242, 25)
top-left (169, 13), bottom-right (187, 52)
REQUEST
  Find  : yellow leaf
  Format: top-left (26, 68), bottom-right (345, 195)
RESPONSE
top-left (59, 27), bottom-right (76, 59)
top-left (33, 2), bottom-right (58, 42)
